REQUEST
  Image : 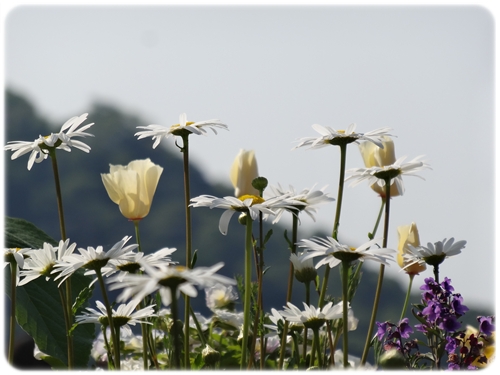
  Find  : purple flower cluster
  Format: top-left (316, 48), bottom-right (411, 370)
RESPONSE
top-left (416, 277), bottom-right (469, 333)
top-left (376, 318), bottom-right (418, 361)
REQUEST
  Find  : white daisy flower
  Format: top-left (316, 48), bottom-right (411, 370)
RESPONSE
top-left (109, 262), bottom-right (235, 307)
top-left (53, 236), bottom-right (138, 286)
top-left (402, 237), bottom-right (467, 270)
top-left (190, 194), bottom-right (296, 235)
top-left (18, 239), bottom-right (77, 286)
top-left (267, 184), bottom-right (335, 224)
top-left (212, 310), bottom-right (244, 330)
top-left (5, 247), bottom-right (32, 285)
top-left (100, 247), bottom-right (177, 281)
top-left (345, 155), bottom-right (431, 196)
top-left (299, 237), bottom-right (395, 269)
top-left (75, 300), bottom-right (156, 336)
top-left (135, 112), bottom-right (228, 149)
top-left (205, 283), bottom-right (239, 311)
top-left (294, 123), bottom-right (392, 150)
top-left (290, 251), bottom-right (317, 284)
top-left (280, 301), bottom-right (345, 330)
top-left (4, 113), bottom-right (94, 170)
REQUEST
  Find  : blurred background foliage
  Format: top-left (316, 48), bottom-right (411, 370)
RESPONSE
top-left (4, 89), bottom-right (492, 366)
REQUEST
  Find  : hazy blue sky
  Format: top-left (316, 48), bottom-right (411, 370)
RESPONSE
top-left (2, 4), bottom-right (496, 311)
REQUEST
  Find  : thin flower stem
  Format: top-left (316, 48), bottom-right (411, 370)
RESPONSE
top-left (48, 149), bottom-right (74, 369)
top-left (332, 143), bottom-right (347, 240)
top-left (302, 281), bottom-right (310, 361)
top-left (189, 306), bottom-right (207, 346)
top-left (313, 328), bottom-right (323, 368)
top-left (181, 134), bottom-right (193, 370)
top-left (433, 265), bottom-right (440, 284)
top-left (241, 217), bottom-right (253, 369)
top-left (369, 198), bottom-right (386, 239)
top-left (341, 260), bottom-right (350, 368)
top-left (318, 144), bottom-right (348, 311)
top-left (285, 214), bottom-right (299, 302)
top-left (400, 274), bottom-right (415, 321)
top-left (101, 325), bottom-right (114, 370)
top-left (8, 263), bottom-right (17, 364)
top-left (133, 220), bottom-right (149, 370)
top-left (96, 268), bottom-right (120, 370)
top-left (361, 178), bottom-right (392, 365)
top-left (170, 286), bottom-right (182, 369)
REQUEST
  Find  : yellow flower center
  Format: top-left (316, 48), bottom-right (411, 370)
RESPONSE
top-left (171, 121), bottom-right (195, 130)
top-left (238, 195), bottom-right (265, 205)
top-left (337, 130), bottom-right (346, 134)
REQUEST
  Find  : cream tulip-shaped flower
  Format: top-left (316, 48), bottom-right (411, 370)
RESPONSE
top-left (230, 149), bottom-right (259, 197)
top-left (101, 159), bottom-right (163, 220)
top-left (397, 222), bottom-right (426, 275)
top-left (359, 136), bottom-right (400, 197)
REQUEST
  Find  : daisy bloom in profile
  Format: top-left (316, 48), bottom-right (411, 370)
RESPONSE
top-left (4, 113), bottom-right (94, 170)
top-left (100, 247), bottom-right (177, 281)
top-left (267, 184), bottom-right (335, 224)
top-left (345, 155), bottom-right (431, 195)
top-left (135, 113), bottom-right (228, 148)
top-left (18, 239), bottom-right (77, 286)
top-left (397, 222), bottom-right (426, 275)
top-left (76, 300), bottom-right (156, 336)
top-left (101, 159), bottom-right (163, 220)
top-left (289, 251), bottom-right (317, 284)
top-left (109, 262), bottom-right (236, 307)
top-left (280, 301), bottom-right (345, 330)
top-left (403, 237), bottom-right (467, 270)
top-left (299, 236), bottom-right (395, 269)
top-left (53, 236), bottom-right (138, 286)
top-left (190, 194), bottom-right (293, 235)
top-left (5, 247), bottom-right (32, 286)
top-left (294, 123), bottom-right (392, 150)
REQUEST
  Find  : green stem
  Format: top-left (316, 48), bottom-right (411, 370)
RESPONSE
top-left (48, 149), bottom-right (74, 369)
top-left (102, 325), bottom-right (114, 370)
top-left (285, 214), bottom-right (299, 302)
top-left (189, 306), bottom-right (207, 346)
top-left (133, 220), bottom-right (149, 370)
top-left (170, 286), bottom-right (182, 369)
top-left (341, 260), bottom-right (349, 368)
top-left (313, 328), bottom-right (323, 368)
top-left (241, 217), bottom-right (253, 369)
top-left (8, 263), bottom-right (17, 364)
top-left (181, 134), bottom-right (193, 370)
top-left (361, 178), bottom-right (392, 365)
top-left (332, 143), bottom-right (347, 240)
top-left (433, 265), bottom-right (440, 284)
top-left (400, 274), bottom-right (415, 321)
top-left (303, 281), bottom-right (310, 361)
top-left (318, 143), bottom-right (348, 310)
top-left (369, 198), bottom-right (386, 239)
top-left (96, 269), bottom-right (120, 370)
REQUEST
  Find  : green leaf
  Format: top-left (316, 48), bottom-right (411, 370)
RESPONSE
top-left (5, 217), bottom-right (95, 368)
top-left (5, 216), bottom-right (58, 248)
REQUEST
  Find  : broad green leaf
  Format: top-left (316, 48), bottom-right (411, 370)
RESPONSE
top-left (5, 216), bottom-right (95, 368)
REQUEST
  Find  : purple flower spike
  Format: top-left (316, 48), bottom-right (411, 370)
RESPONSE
top-left (398, 318), bottom-right (413, 339)
top-left (376, 321), bottom-right (388, 341)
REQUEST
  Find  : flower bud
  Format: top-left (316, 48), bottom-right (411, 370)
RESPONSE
top-left (359, 136), bottom-right (400, 197)
top-left (230, 149), bottom-right (259, 197)
top-left (202, 344), bottom-right (220, 366)
top-left (101, 159), bottom-right (163, 220)
top-left (397, 222), bottom-right (426, 275)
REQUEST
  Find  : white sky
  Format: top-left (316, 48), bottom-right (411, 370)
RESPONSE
top-left (1, 2), bottom-right (497, 312)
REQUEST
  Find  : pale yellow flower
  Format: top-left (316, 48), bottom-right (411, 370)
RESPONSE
top-left (101, 159), bottom-right (163, 220)
top-left (229, 149), bottom-right (259, 197)
top-left (359, 136), bottom-right (400, 197)
top-left (397, 222), bottom-right (426, 275)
